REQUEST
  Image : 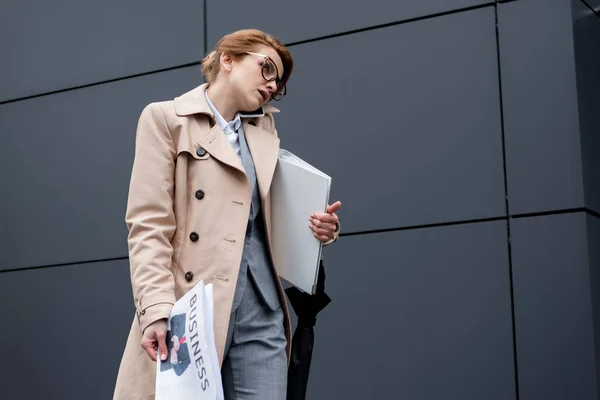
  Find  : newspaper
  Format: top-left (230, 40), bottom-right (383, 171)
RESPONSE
top-left (156, 280), bottom-right (224, 400)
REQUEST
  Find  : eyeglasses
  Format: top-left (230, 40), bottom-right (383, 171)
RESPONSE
top-left (246, 52), bottom-right (286, 101)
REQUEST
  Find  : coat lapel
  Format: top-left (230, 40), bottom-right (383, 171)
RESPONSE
top-left (173, 82), bottom-right (280, 183)
top-left (243, 121), bottom-right (280, 202)
top-left (196, 123), bottom-right (245, 174)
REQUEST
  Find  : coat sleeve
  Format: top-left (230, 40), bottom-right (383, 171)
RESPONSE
top-left (125, 102), bottom-right (177, 334)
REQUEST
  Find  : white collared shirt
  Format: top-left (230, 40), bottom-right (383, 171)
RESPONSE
top-left (204, 89), bottom-right (243, 157)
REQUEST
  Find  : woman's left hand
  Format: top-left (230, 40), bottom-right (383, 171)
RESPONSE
top-left (309, 201), bottom-right (342, 243)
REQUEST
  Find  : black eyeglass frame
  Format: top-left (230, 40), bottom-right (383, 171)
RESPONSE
top-left (246, 51), bottom-right (286, 101)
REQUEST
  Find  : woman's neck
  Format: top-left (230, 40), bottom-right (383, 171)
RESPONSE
top-left (206, 82), bottom-right (238, 122)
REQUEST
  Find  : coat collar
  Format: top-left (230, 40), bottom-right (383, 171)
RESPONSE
top-left (192, 118), bottom-right (280, 202)
top-left (178, 83), bottom-right (281, 202)
top-left (173, 83), bottom-right (280, 117)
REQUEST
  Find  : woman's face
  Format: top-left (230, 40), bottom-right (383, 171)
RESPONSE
top-left (225, 46), bottom-right (285, 112)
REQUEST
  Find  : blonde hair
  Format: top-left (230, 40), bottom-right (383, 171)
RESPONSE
top-left (201, 29), bottom-right (293, 86)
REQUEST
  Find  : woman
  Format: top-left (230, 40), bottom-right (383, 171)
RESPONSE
top-left (113, 29), bottom-right (342, 400)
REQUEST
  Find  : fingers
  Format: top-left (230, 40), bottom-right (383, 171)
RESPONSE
top-left (313, 232), bottom-right (330, 242)
top-left (309, 213), bottom-right (338, 242)
top-left (141, 338), bottom-right (158, 362)
top-left (308, 217), bottom-right (337, 233)
top-left (157, 330), bottom-right (168, 362)
top-left (141, 320), bottom-right (169, 362)
top-left (310, 212), bottom-right (339, 225)
top-left (309, 220), bottom-right (336, 243)
top-left (309, 223), bottom-right (335, 236)
top-left (307, 200), bottom-right (341, 243)
top-left (326, 201), bottom-right (342, 214)
top-left (314, 214), bottom-right (339, 225)
top-left (309, 200), bottom-right (341, 230)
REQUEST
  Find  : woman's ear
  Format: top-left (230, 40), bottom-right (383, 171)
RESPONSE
top-left (220, 52), bottom-right (234, 72)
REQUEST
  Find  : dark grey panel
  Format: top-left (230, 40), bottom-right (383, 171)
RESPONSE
top-left (511, 213), bottom-right (598, 400)
top-left (305, 221), bottom-right (515, 399)
top-left (0, 259), bottom-right (134, 400)
top-left (0, 0), bottom-right (203, 102)
top-left (498, 0), bottom-right (585, 215)
top-left (573, 0), bottom-right (600, 214)
top-left (582, 0), bottom-right (600, 13)
top-left (273, 7), bottom-right (504, 232)
top-left (0, 67), bottom-right (203, 270)
top-left (586, 214), bottom-right (600, 397)
top-left (207, 0), bottom-right (490, 46)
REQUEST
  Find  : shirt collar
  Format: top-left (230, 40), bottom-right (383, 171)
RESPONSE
top-left (204, 89), bottom-right (242, 133)
top-left (174, 83), bottom-right (280, 116)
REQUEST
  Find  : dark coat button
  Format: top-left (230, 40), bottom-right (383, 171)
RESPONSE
top-left (195, 189), bottom-right (205, 200)
top-left (189, 232), bottom-right (199, 242)
top-left (196, 147), bottom-right (207, 157)
top-left (185, 271), bottom-right (194, 282)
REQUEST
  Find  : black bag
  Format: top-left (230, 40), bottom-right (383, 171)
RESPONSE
top-left (285, 259), bottom-right (332, 400)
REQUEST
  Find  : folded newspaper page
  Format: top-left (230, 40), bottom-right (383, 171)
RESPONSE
top-left (156, 281), bottom-right (224, 400)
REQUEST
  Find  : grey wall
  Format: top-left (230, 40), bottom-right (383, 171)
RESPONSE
top-left (1, 0), bottom-right (598, 399)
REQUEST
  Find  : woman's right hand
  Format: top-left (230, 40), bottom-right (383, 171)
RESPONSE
top-left (141, 318), bottom-right (169, 362)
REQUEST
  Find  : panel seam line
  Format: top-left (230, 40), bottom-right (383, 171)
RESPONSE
top-left (0, 2), bottom-right (497, 105)
top-left (494, 3), bottom-right (520, 399)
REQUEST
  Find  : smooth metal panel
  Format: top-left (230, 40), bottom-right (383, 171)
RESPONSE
top-left (585, 214), bottom-right (600, 396)
top-left (0, 67), bottom-right (203, 270)
top-left (0, 259), bottom-right (134, 400)
top-left (306, 221), bottom-right (515, 399)
top-left (0, 0), bottom-right (204, 102)
top-left (206, 0), bottom-right (490, 46)
top-left (573, 0), bottom-right (600, 214)
top-left (498, 0), bottom-right (585, 214)
top-left (511, 213), bottom-right (598, 400)
top-left (273, 7), bottom-right (505, 232)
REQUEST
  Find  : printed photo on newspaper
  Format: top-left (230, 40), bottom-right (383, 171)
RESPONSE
top-left (156, 280), bottom-right (224, 400)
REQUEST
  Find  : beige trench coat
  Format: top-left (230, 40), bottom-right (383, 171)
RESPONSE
top-left (113, 83), bottom-right (338, 399)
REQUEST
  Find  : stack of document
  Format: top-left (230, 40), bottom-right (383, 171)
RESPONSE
top-left (156, 281), bottom-right (224, 400)
top-left (270, 149), bottom-right (332, 295)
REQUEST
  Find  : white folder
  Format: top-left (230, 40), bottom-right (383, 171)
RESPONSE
top-left (270, 149), bottom-right (331, 295)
